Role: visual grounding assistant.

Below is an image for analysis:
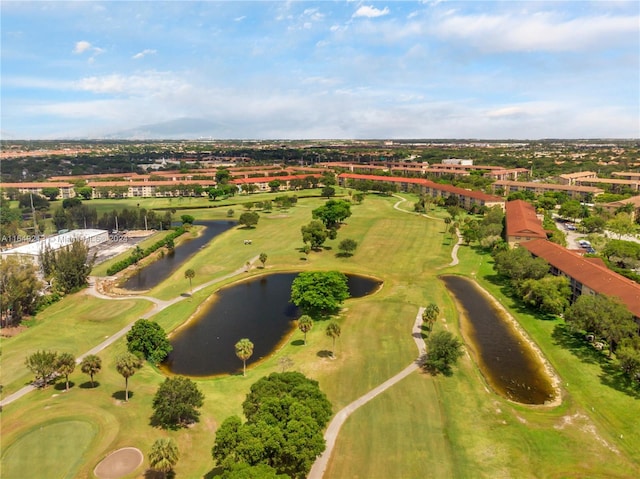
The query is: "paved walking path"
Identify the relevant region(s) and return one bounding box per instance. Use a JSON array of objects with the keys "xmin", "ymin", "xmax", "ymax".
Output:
[
  {"xmin": 392, "ymin": 194, "xmax": 461, "ymax": 266},
  {"xmin": 307, "ymin": 307, "xmax": 427, "ymax": 479},
  {"xmin": 0, "ymin": 256, "xmax": 259, "ymax": 408}
]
